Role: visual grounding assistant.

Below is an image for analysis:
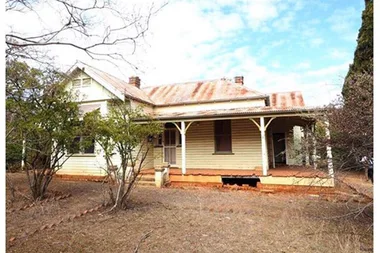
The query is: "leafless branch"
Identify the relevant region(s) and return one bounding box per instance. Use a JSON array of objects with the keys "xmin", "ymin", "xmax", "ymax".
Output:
[
  {"xmin": 6, "ymin": 0, "xmax": 167, "ymax": 67},
  {"xmin": 133, "ymin": 230, "xmax": 153, "ymax": 253}
]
